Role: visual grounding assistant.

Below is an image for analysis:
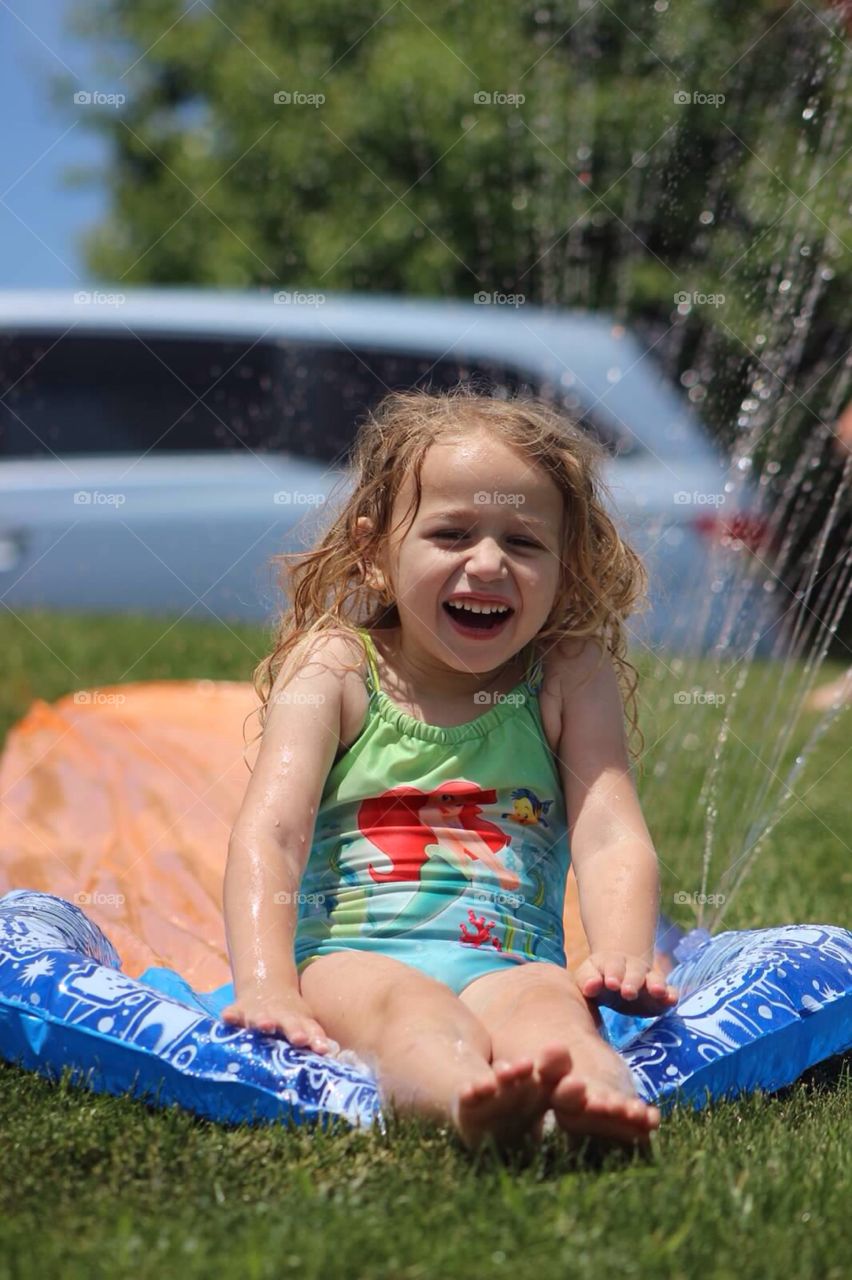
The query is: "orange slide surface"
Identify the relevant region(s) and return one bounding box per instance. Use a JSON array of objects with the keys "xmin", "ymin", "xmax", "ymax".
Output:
[{"xmin": 0, "ymin": 681, "xmax": 594, "ymax": 989}]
